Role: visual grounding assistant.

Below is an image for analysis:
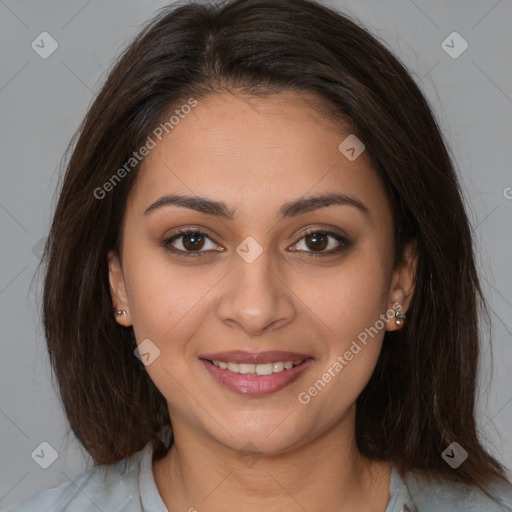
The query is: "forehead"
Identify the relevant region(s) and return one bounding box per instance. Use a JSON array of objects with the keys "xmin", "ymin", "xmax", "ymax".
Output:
[{"xmin": 127, "ymin": 92, "xmax": 390, "ymax": 226}]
